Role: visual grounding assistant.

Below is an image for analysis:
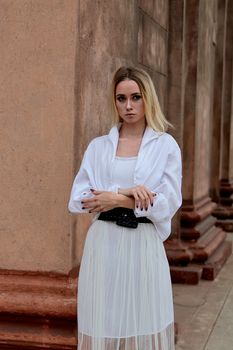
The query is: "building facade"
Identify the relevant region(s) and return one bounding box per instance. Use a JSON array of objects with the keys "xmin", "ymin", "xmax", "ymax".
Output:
[{"xmin": 0, "ymin": 0, "xmax": 232, "ymax": 349}]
